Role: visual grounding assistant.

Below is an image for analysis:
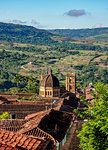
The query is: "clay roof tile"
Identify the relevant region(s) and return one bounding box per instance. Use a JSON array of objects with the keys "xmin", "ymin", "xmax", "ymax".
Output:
[{"xmin": 0, "ymin": 129, "xmax": 50, "ymax": 150}]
